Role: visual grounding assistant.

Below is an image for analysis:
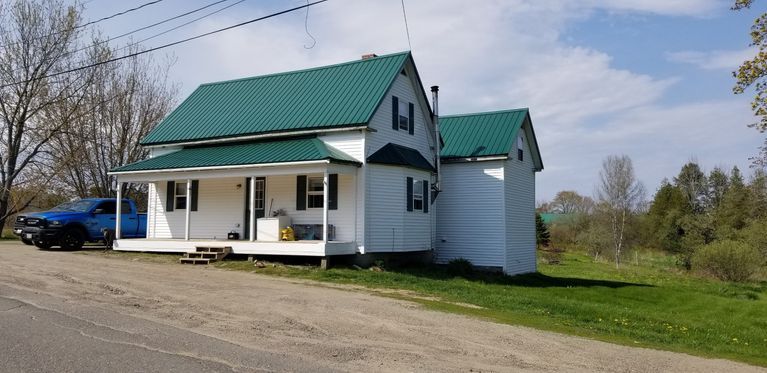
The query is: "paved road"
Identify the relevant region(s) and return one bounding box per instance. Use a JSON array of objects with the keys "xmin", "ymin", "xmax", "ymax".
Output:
[{"xmin": 0, "ymin": 286, "xmax": 334, "ymax": 373}]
